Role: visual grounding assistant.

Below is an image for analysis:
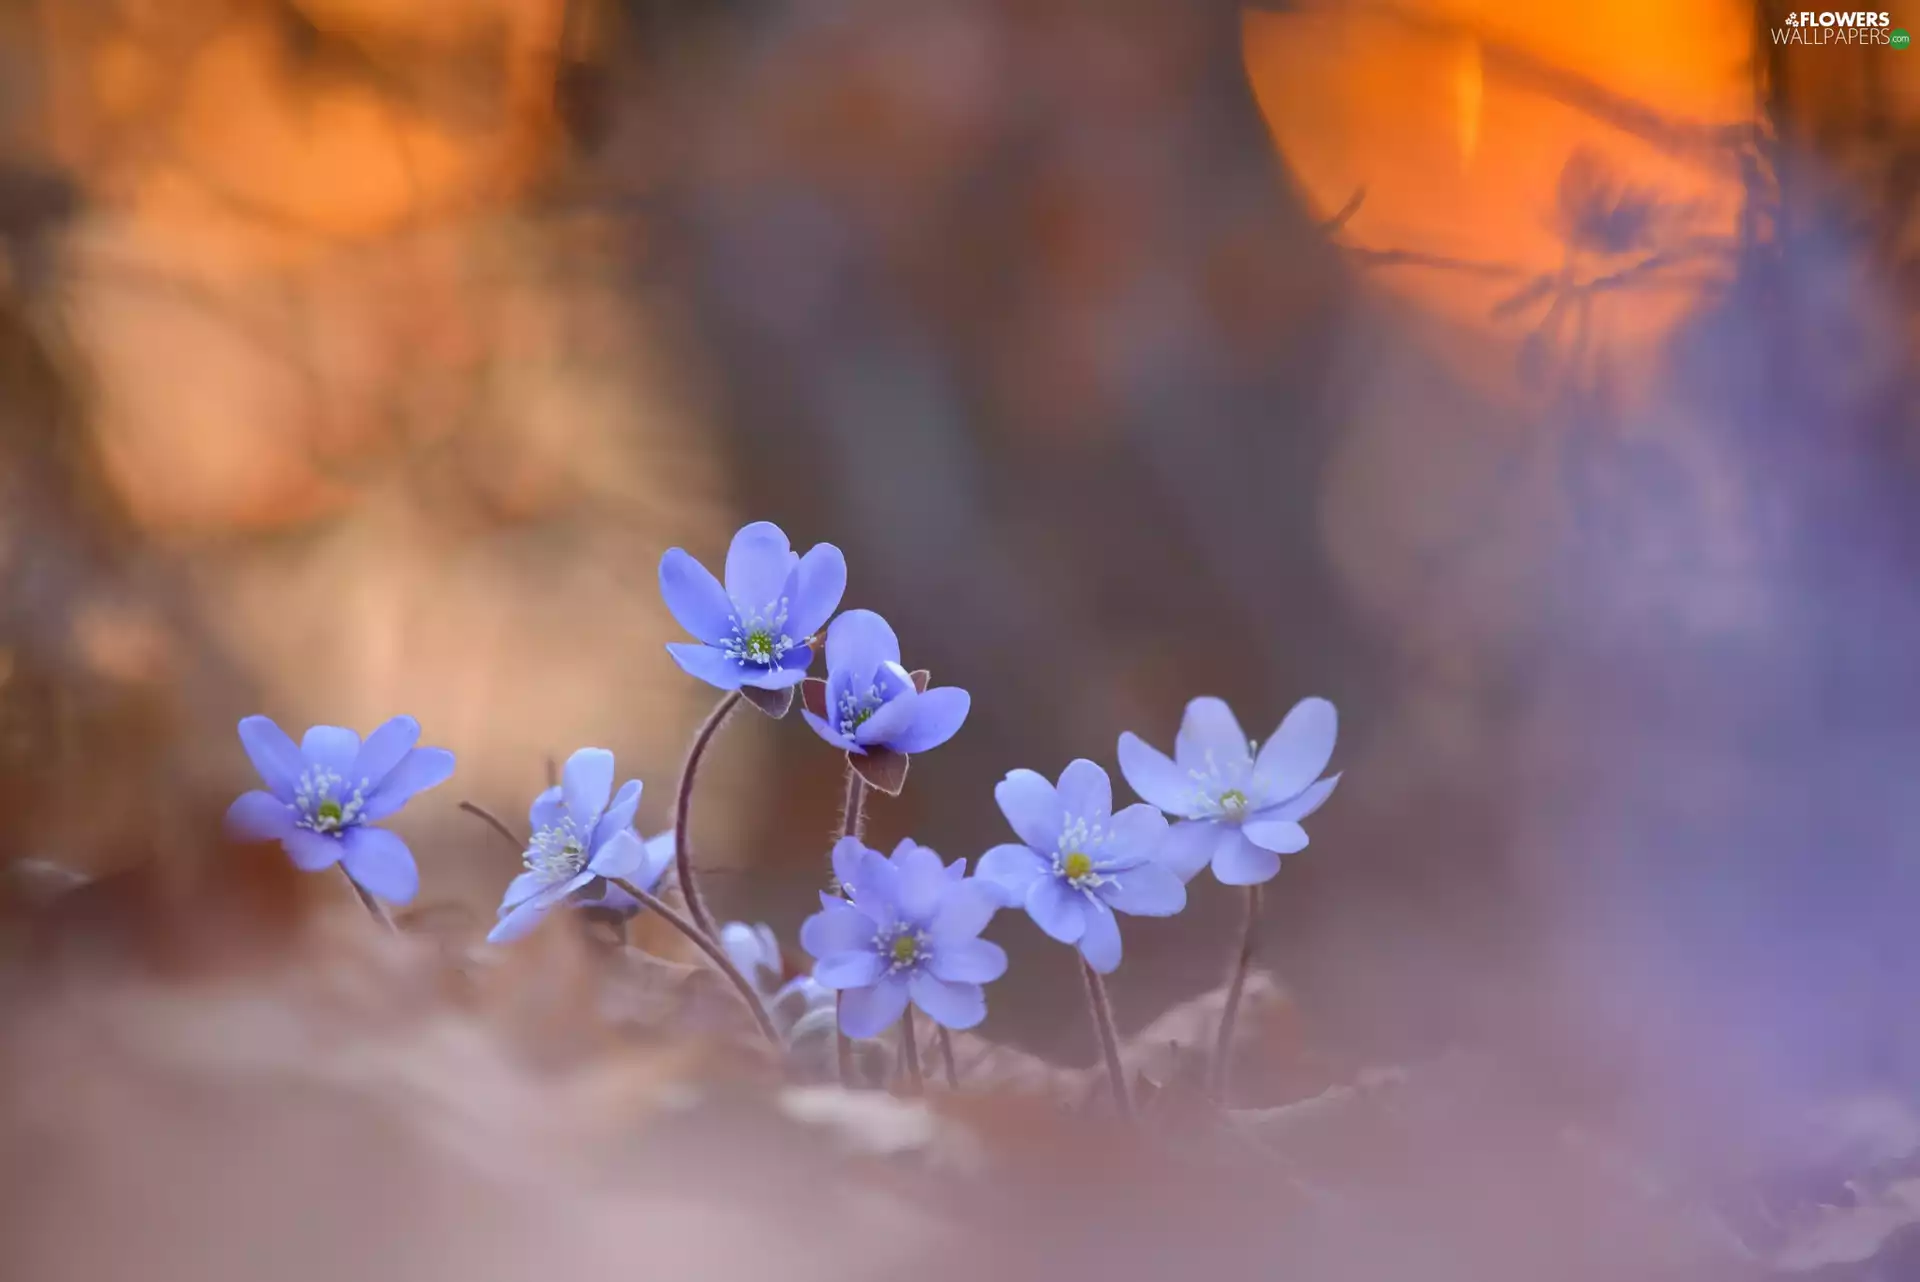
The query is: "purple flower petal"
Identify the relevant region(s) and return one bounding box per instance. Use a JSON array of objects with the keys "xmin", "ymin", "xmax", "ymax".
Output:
[
  {"xmin": 740, "ymin": 663, "xmax": 809, "ymax": 691},
  {"xmin": 1157, "ymin": 819, "xmax": 1223, "ymax": 882},
  {"xmin": 1099, "ymin": 859, "xmax": 1186, "ymax": 917},
  {"xmin": 815, "ymin": 950, "xmax": 884, "ymax": 989},
  {"xmin": 636, "ymin": 832, "xmax": 676, "ymax": 892},
  {"xmin": 1077, "ymin": 899, "xmax": 1123, "ymax": 973},
  {"xmin": 487, "ymin": 874, "xmax": 590, "ymax": 944},
  {"xmin": 528, "ymin": 785, "xmax": 563, "ymax": 832},
  {"xmin": 995, "ymin": 769, "xmax": 1063, "ymax": 853},
  {"xmin": 282, "ymin": 829, "xmax": 343, "ymax": 872},
  {"xmin": 666, "ymin": 642, "xmax": 751, "ymax": 690},
  {"xmin": 301, "ymin": 725, "xmax": 361, "ymax": 774},
  {"xmin": 853, "ymin": 689, "xmax": 920, "ymax": 747},
  {"xmin": 587, "ymin": 828, "xmax": 647, "ymax": 879},
  {"xmin": 824, "ymin": 609, "xmax": 901, "ymax": 685},
  {"xmin": 801, "ymin": 900, "xmax": 874, "ymax": 958},
  {"xmin": 1116, "ymin": 731, "xmax": 1198, "ymax": 818},
  {"xmin": 361, "ymin": 748, "xmax": 455, "ymax": 820},
  {"xmin": 560, "ymin": 748, "xmax": 613, "ymax": 831},
  {"xmin": 1099, "ymin": 803, "xmax": 1168, "ymax": 869},
  {"xmin": 831, "ymin": 837, "xmax": 873, "ymax": 899},
  {"xmin": 497, "ymin": 869, "xmax": 555, "ymax": 915},
  {"xmin": 1213, "ymin": 832, "xmax": 1283, "ymax": 885},
  {"xmin": 891, "ymin": 842, "xmax": 948, "ymax": 919},
  {"xmin": 1258, "ymin": 773, "xmax": 1340, "ymax": 824},
  {"xmin": 928, "ymin": 881, "xmax": 999, "ymax": 943},
  {"xmin": 927, "ymin": 937, "xmax": 1006, "ymax": 984},
  {"xmin": 351, "ymin": 716, "xmax": 420, "ymax": 791},
  {"xmin": 659, "ymin": 547, "xmax": 737, "ymax": 645},
  {"xmin": 1175, "ymin": 697, "xmax": 1251, "ymax": 775},
  {"xmin": 225, "ymin": 790, "xmax": 296, "ymax": 842},
  {"xmin": 886, "ymin": 687, "xmax": 970, "ymax": 755},
  {"xmin": 723, "ymin": 521, "xmax": 798, "ymax": 617},
  {"xmin": 1240, "ymin": 815, "xmax": 1308, "ymax": 855},
  {"xmin": 592, "ymin": 779, "xmax": 643, "ymax": 852},
  {"xmin": 973, "ymin": 843, "xmax": 1046, "ymax": 906},
  {"xmin": 238, "ymin": 716, "xmax": 305, "ymax": 800},
  {"xmin": 340, "ymin": 826, "xmax": 420, "ymax": 904},
  {"xmin": 1252, "ymin": 698, "xmax": 1338, "ymax": 805},
  {"xmin": 909, "ymin": 973, "xmax": 986, "ymax": 1030},
  {"xmin": 1055, "ymin": 759, "xmax": 1113, "ymax": 825},
  {"xmin": 838, "ymin": 978, "xmax": 910, "ymax": 1038},
  {"xmin": 801, "ymin": 707, "xmax": 857, "ymax": 752},
  {"xmin": 785, "ymin": 542, "xmax": 847, "ymax": 641},
  {"xmin": 1026, "ymin": 877, "xmax": 1087, "ymax": 944}
]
